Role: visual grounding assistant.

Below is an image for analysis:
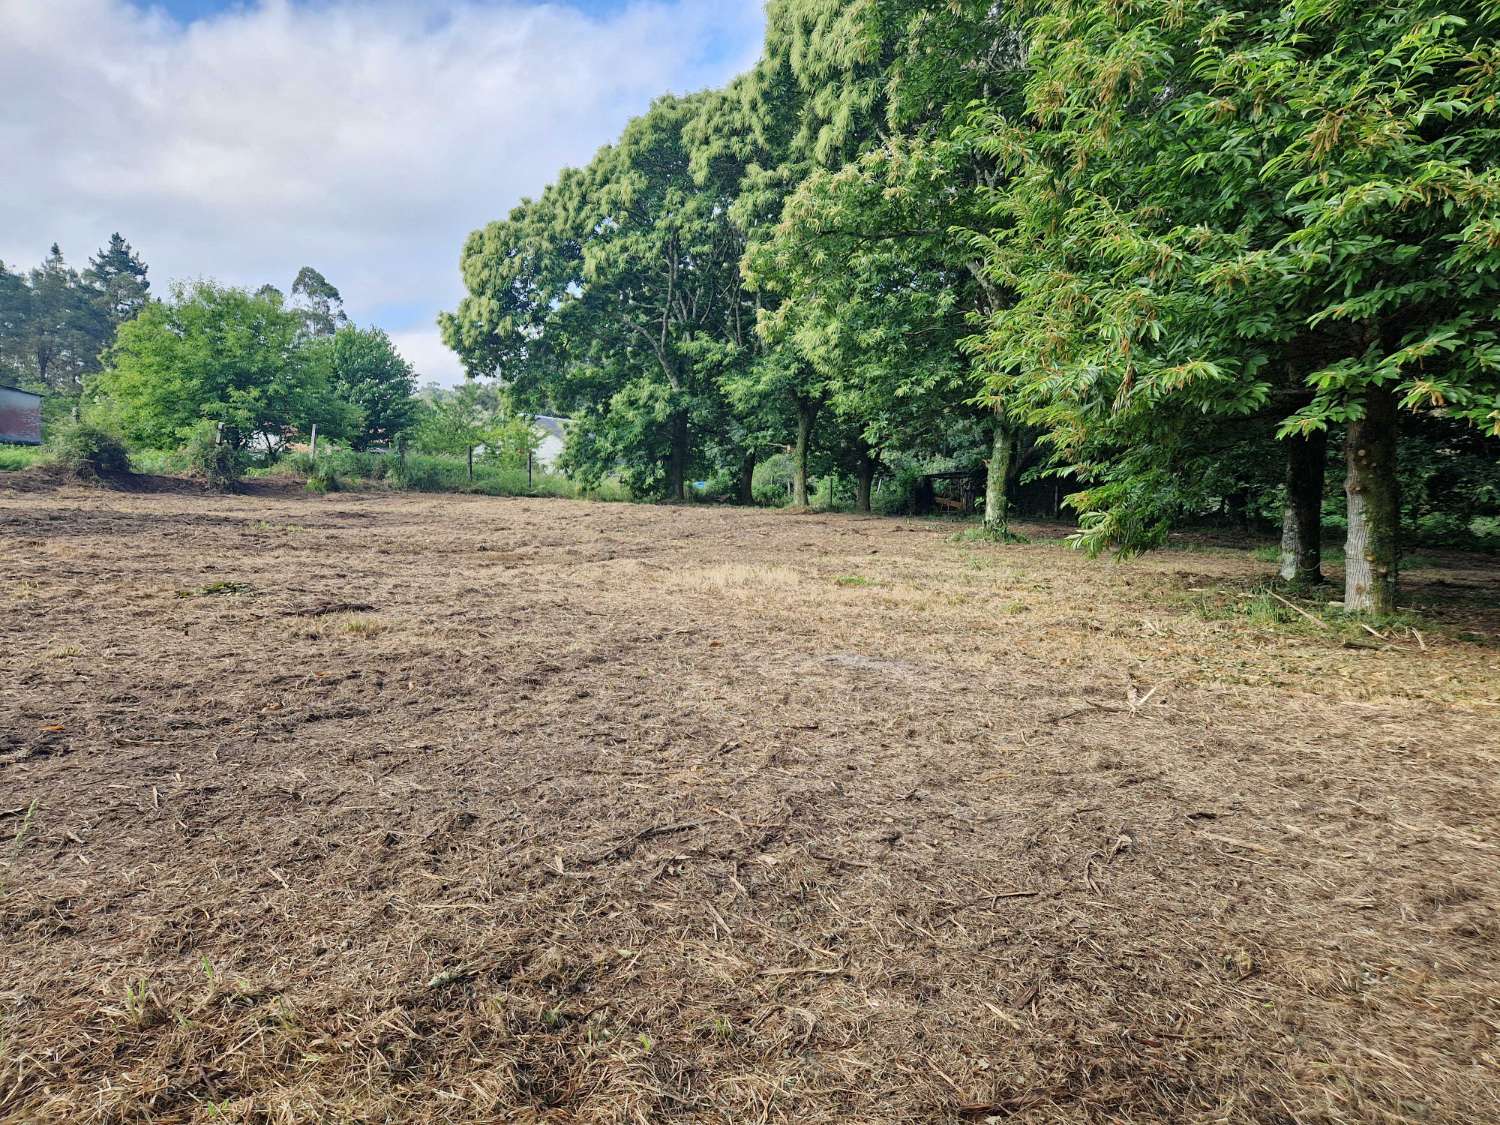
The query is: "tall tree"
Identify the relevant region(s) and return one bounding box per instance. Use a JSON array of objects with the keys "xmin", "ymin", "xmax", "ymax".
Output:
[
  {"xmin": 965, "ymin": 0, "xmax": 1500, "ymax": 610},
  {"xmin": 308, "ymin": 325, "xmax": 419, "ymax": 450},
  {"xmin": 97, "ymin": 280, "xmax": 355, "ymax": 452},
  {"xmin": 289, "ymin": 267, "xmax": 347, "ymax": 338},
  {"xmin": 14, "ymin": 245, "xmax": 109, "ymax": 397},
  {"xmin": 443, "ymin": 94, "xmax": 744, "ymax": 500},
  {"xmin": 84, "ymin": 233, "xmax": 151, "ymax": 328}
]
